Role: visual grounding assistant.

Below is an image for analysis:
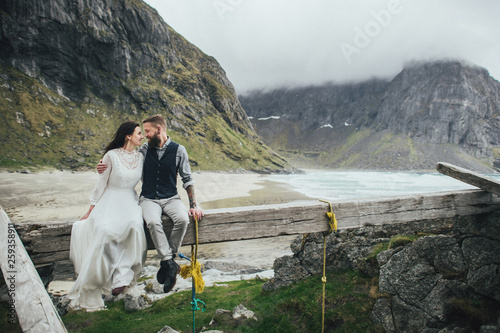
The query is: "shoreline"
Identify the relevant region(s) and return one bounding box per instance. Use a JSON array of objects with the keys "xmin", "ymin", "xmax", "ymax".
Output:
[{"xmin": 0, "ymin": 170, "xmax": 312, "ymax": 224}]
